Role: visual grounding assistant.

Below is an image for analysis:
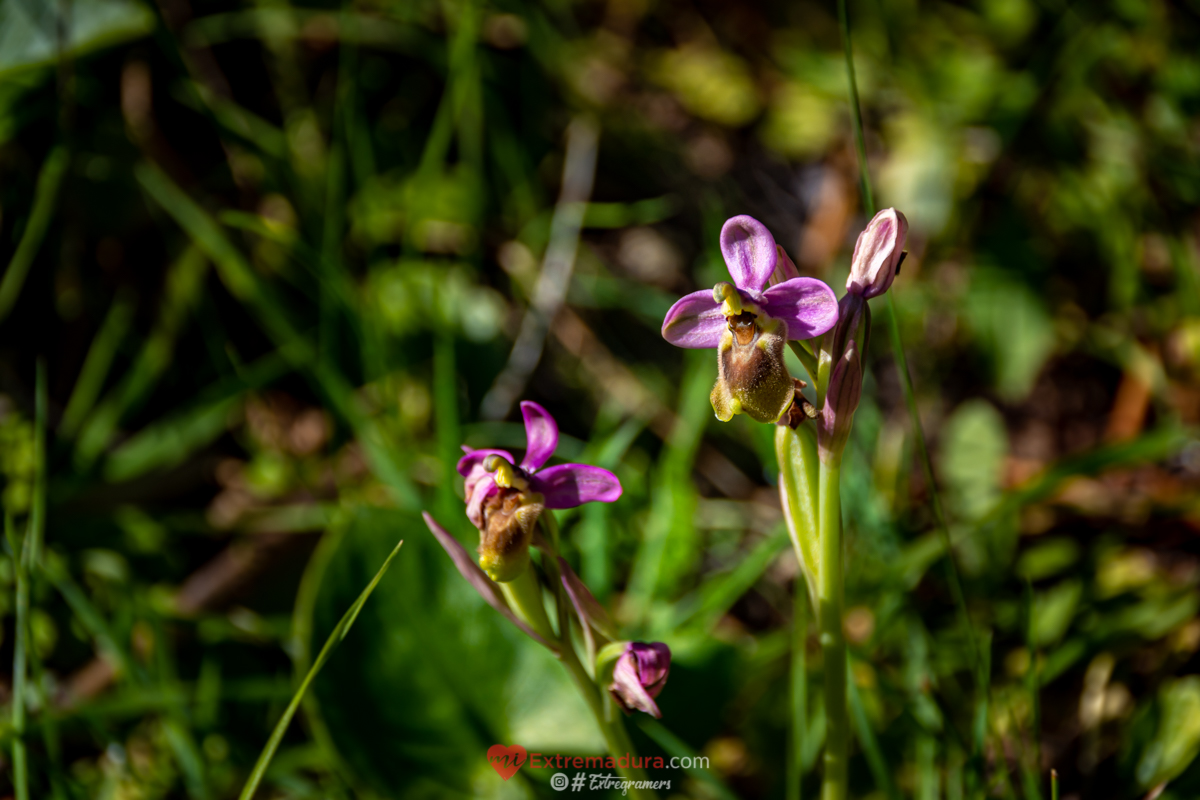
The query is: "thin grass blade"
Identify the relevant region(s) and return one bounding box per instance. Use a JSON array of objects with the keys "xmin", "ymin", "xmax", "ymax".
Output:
[
  {"xmin": 637, "ymin": 719, "xmax": 739, "ymax": 800},
  {"xmin": 236, "ymin": 538, "xmax": 403, "ymax": 800},
  {"xmin": 60, "ymin": 292, "xmax": 135, "ymax": 437},
  {"xmin": 0, "ymin": 147, "xmax": 68, "ymax": 322},
  {"xmin": 848, "ymin": 665, "xmax": 900, "ymax": 800},
  {"xmin": 7, "ymin": 513, "xmax": 29, "ymax": 800},
  {"xmin": 787, "ymin": 585, "xmax": 808, "ymax": 800}
]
